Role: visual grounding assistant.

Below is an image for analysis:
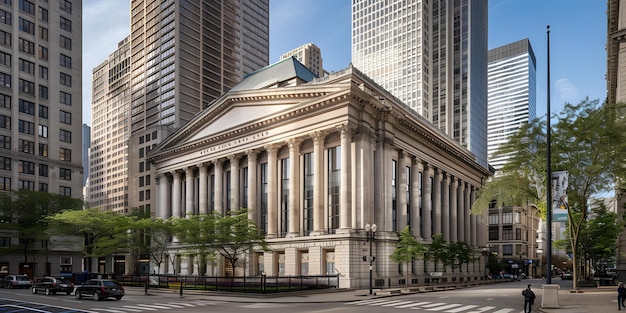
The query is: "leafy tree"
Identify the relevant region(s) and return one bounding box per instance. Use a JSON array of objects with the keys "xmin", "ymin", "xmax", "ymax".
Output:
[
  {"xmin": 390, "ymin": 226, "xmax": 425, "ymax": 288},
  {"xmin": 171, "ymin": 213, "xmax": 216, "ymax": 276},
  {"xmin": 448, "ymin": 241, "xmax": 475, "ymax": 273},
  {"xmin": 425, "ymin": 234, "xmax": 448, "ymax": 272},
  {"xmin": 131, "ymin": 217, "xmax": 173, "ymax": 275}
]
